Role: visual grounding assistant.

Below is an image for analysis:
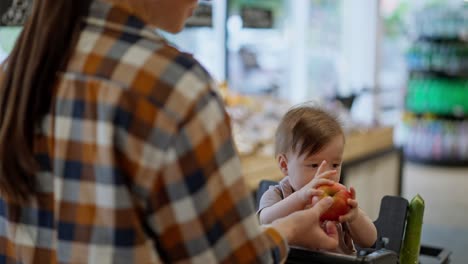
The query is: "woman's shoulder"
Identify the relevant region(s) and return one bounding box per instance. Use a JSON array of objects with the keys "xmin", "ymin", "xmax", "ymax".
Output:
[
  {"xmin": 67, "ymin": 25, "xmax": 217, "ymax": 122},
  {"xmin": 151, "ymin": 42, "xmax": 213, "ymax": 86}
]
